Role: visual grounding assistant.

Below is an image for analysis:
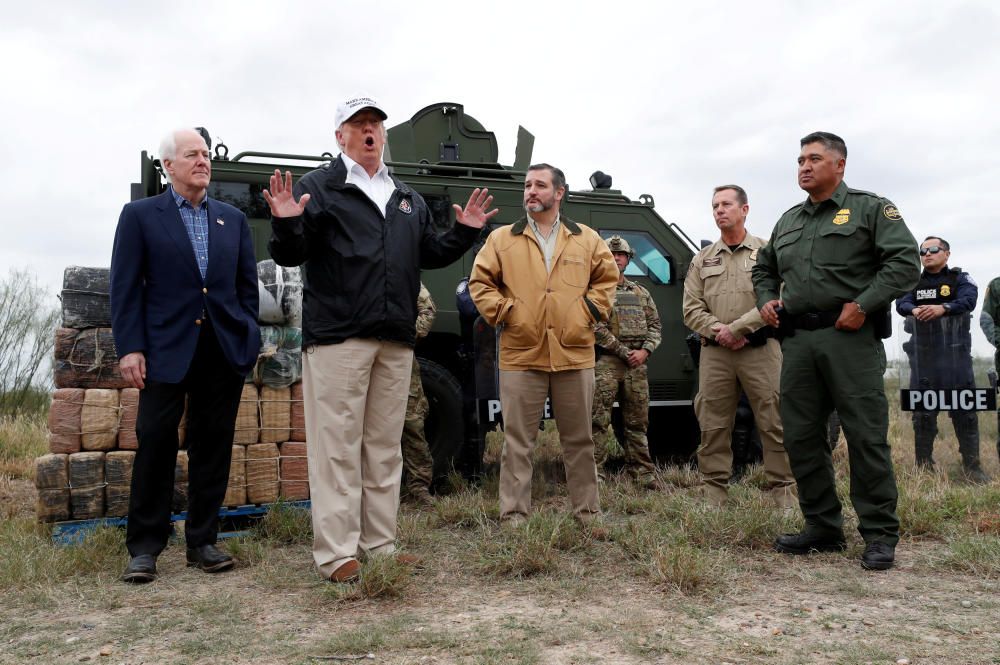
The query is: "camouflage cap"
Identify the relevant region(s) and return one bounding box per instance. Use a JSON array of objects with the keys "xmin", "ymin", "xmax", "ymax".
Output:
[{"xmin": 606, "ymin": 235, "xmax": 634, "ymax": 258}]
